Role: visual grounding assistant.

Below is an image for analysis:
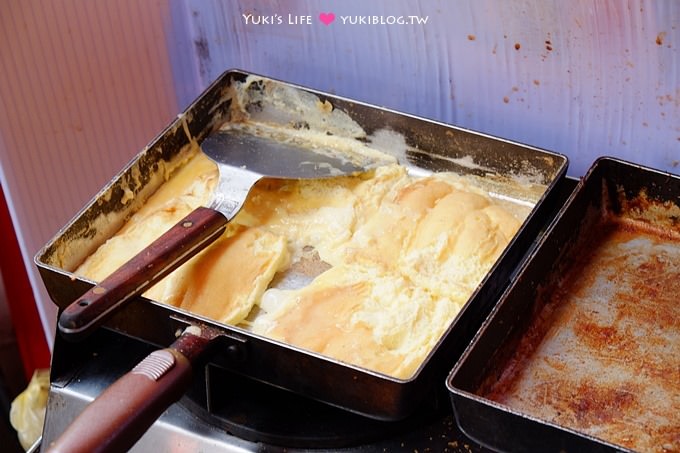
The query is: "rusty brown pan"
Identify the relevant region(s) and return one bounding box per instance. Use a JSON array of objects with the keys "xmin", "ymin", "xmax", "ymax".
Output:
[
  {"xmin": 36, "ymin": 70, "xmax": 568, "ymax": 452},
  {"xmin": 447, "ymin": 157, "xmax": 680, "ymax": 452}
]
